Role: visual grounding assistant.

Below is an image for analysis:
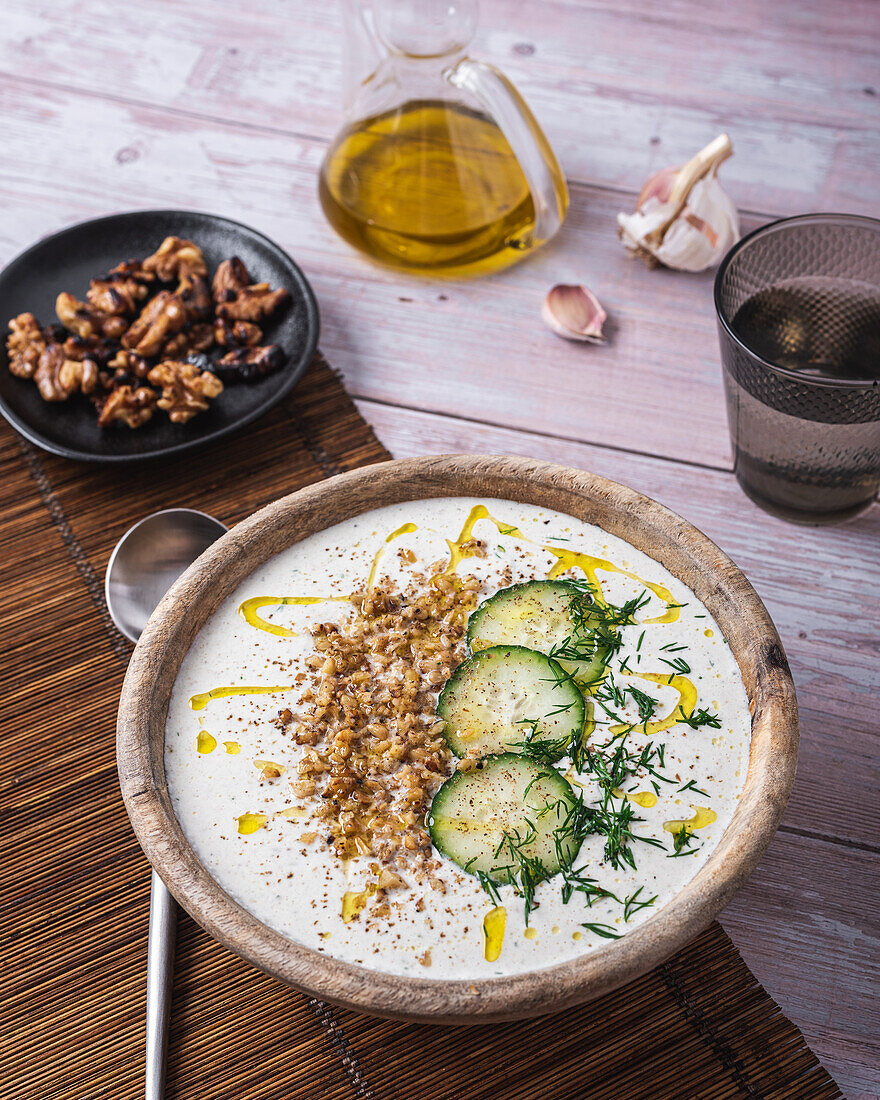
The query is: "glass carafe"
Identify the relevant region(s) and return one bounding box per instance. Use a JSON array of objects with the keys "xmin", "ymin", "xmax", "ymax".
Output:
[{"xmin": 319, "ymin": 0, "xmax": 569, "ymax": 277}]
